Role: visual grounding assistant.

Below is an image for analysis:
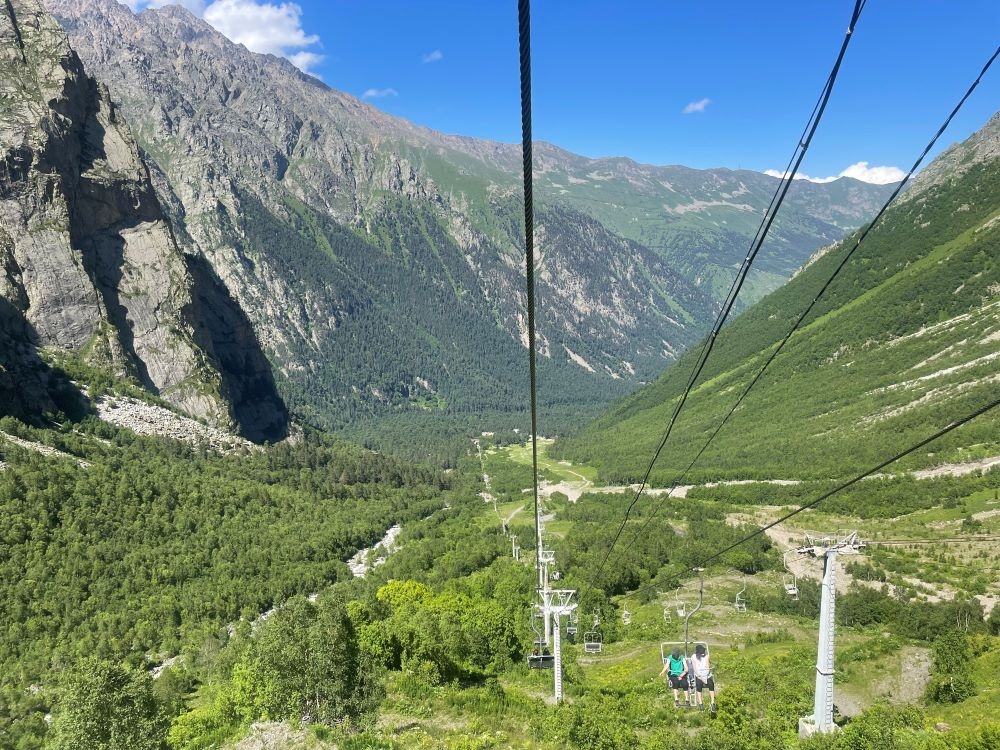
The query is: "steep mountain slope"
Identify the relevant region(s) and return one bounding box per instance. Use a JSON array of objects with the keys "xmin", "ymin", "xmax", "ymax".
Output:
[
  {"xmin": 0, "ymin": 0, "xmax": 287, "ymax": 441},
  {"xmin": 554, "ymin": 113, "xmax": 1000, "ymax": 482},
  {"xmin": 44, "ymin": 0, "xmax": 894, "ymax": 435}
]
